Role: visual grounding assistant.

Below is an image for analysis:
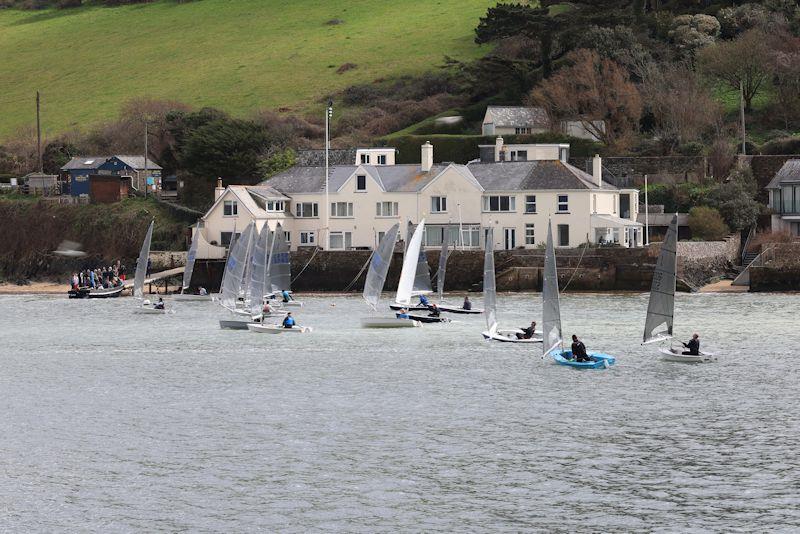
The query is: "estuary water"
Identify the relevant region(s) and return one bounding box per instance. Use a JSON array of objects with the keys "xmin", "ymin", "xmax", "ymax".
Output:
[{"xmin": 0, "ymin": 292, "xmax": 798, "ymax": 532}]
